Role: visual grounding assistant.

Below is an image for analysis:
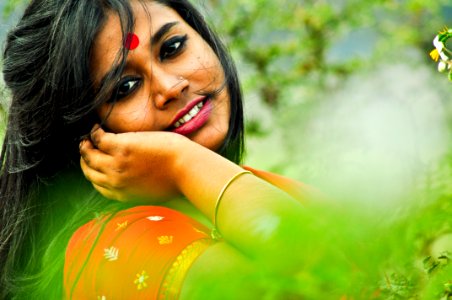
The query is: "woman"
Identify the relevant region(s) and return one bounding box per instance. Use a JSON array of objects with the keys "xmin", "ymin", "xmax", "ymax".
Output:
[{"xmin": 0, "ymin": 0, "xmax": 308, "ymax": 298}]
